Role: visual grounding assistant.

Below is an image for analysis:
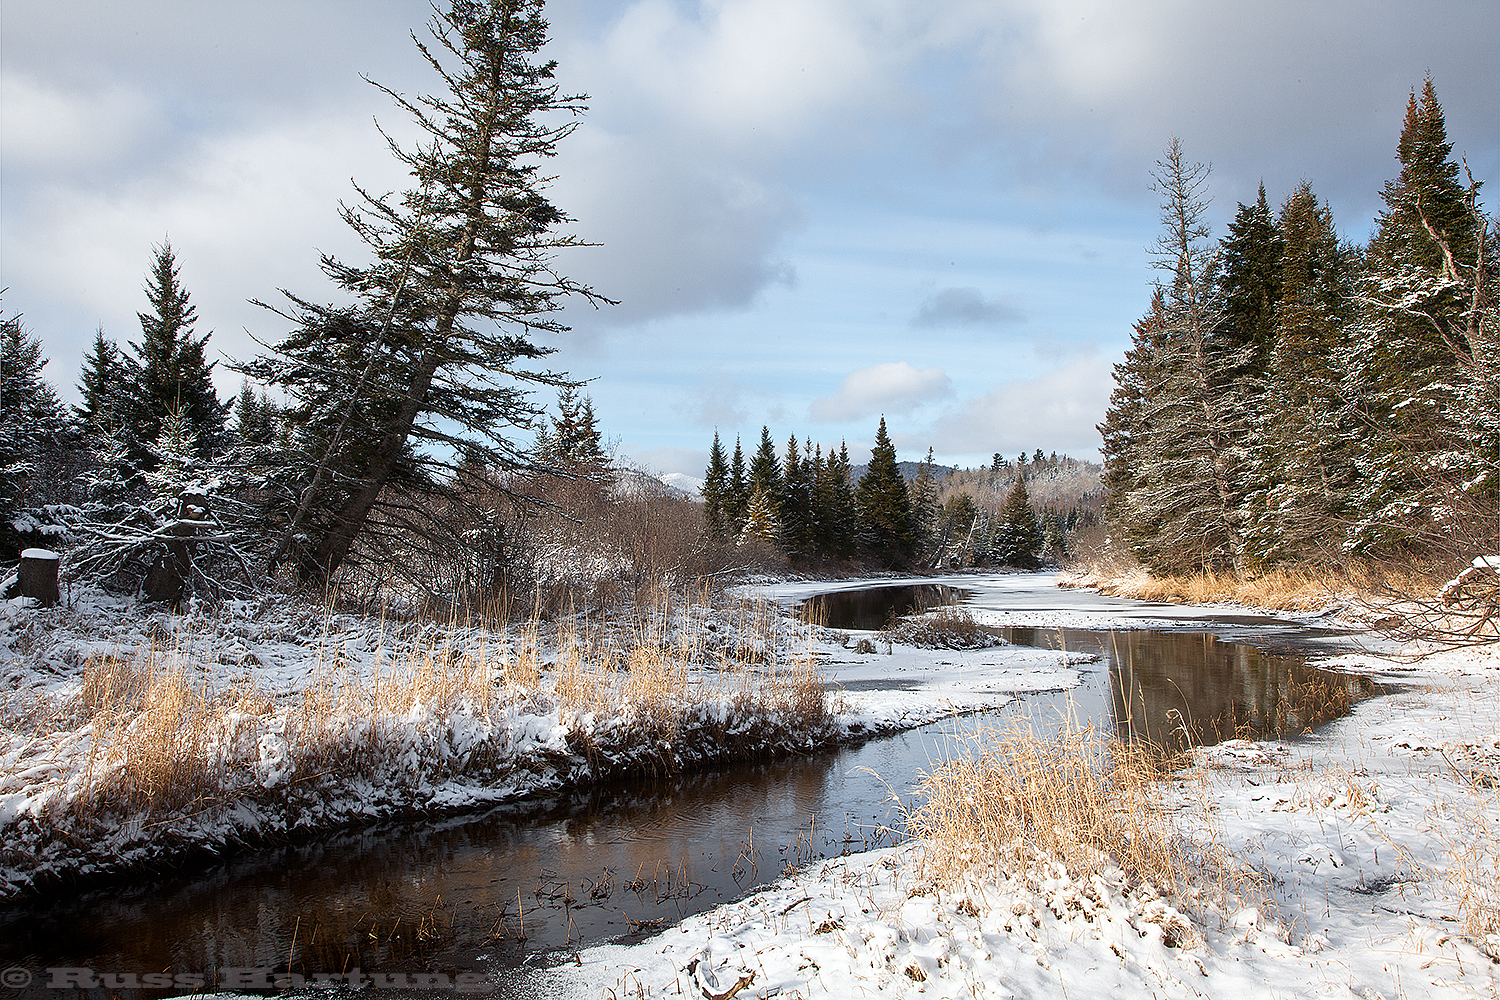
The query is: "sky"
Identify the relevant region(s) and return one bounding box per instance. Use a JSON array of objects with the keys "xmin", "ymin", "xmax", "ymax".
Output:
[{"xmin": 3, "ymin": 0, "xmax": 1497, "ymax": 479}]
